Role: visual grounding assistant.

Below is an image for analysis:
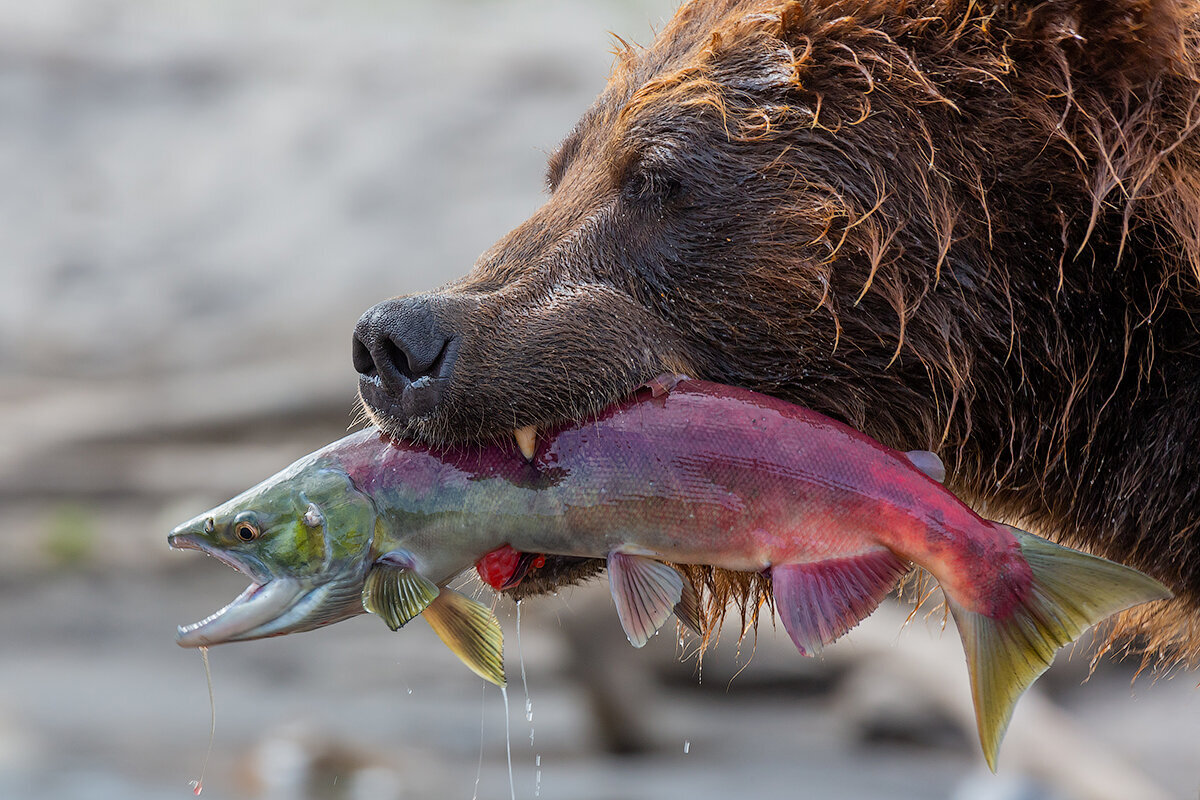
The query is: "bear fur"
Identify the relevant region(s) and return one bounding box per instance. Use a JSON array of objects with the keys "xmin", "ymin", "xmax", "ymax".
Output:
[{"xmin": 359, "ymin": 0, "xmax": 1200, "ymax": 666}]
